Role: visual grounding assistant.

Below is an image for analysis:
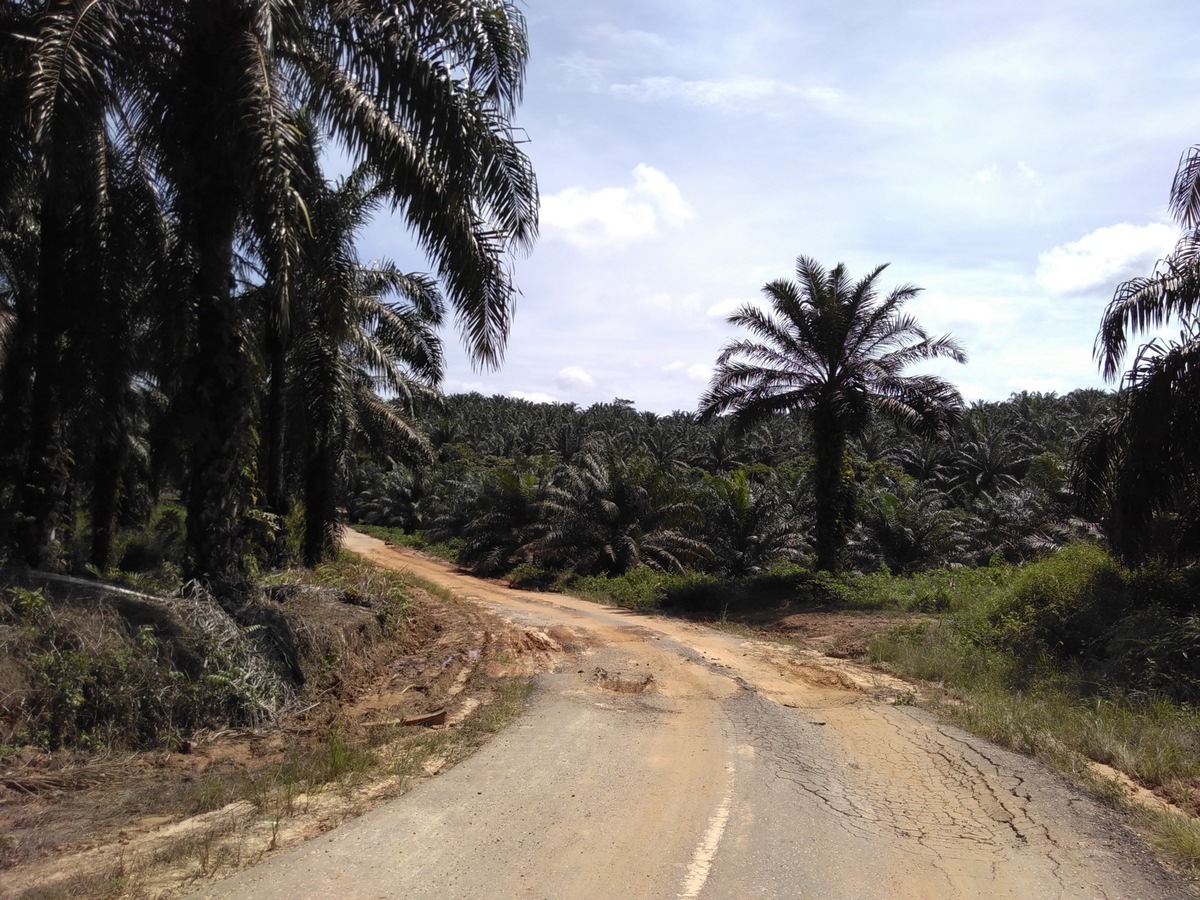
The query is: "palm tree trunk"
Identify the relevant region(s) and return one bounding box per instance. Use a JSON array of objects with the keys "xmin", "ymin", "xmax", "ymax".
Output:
[
  {"xmin": 14, "ymin": 194, "xmax": 70, "ymax": 566},
  {"xmin": 179, "ymin": 0, "xmax": 257, "ymax": 594},
  {"xmin": 183, "ymin": 190, "xmax": 253, "ymax": 592},
  {"xmin": 89, "ymin": 435, "xmax": 126, "ymax": 571},
  {"xmin": 303, "ymin": 439, "xmax": 335, "ymax": 567},
  {"xmin": 260, "ymin": 325, "xmax": 290, "ymax": 566},
  {"xmin": 0, "ymin": 287, "xmax": 36, "ymax": 550},
  {"xmin": 811, "ymin": 418, "xmax": 848, "ymax": 574}
]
